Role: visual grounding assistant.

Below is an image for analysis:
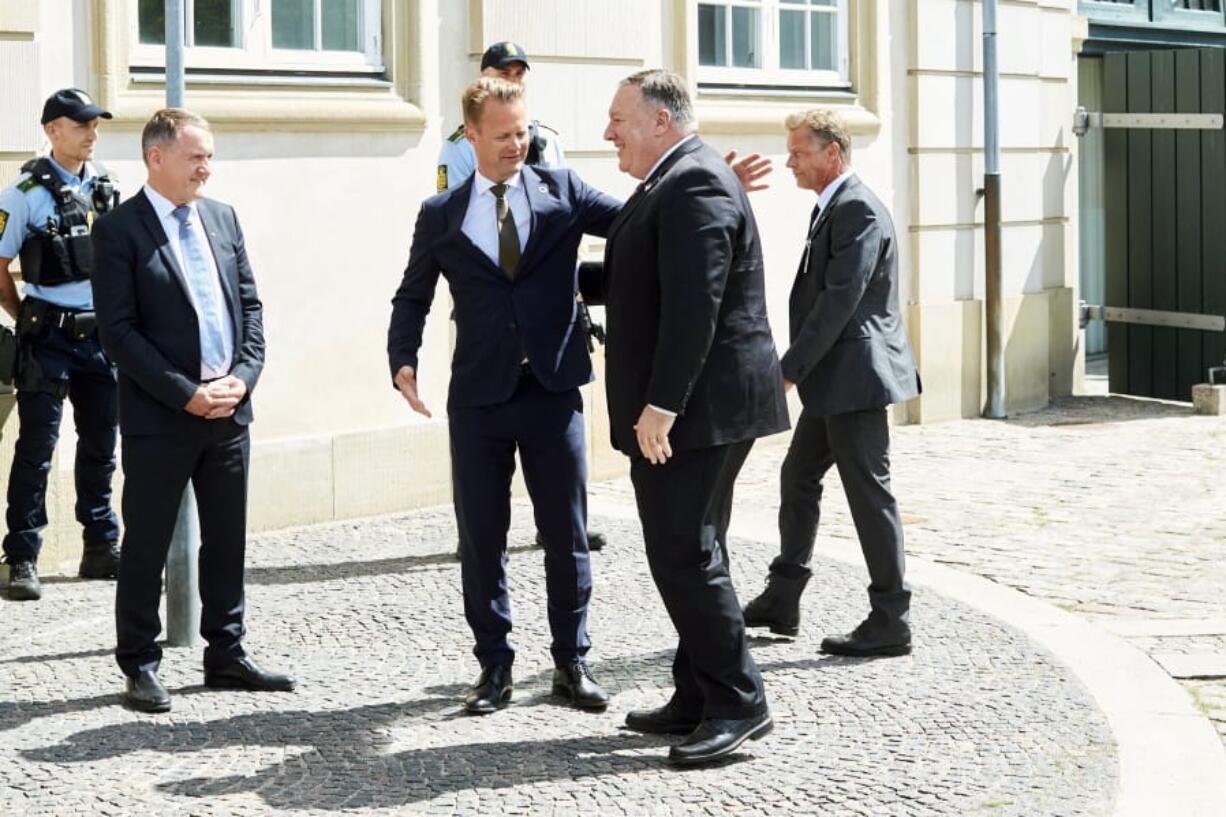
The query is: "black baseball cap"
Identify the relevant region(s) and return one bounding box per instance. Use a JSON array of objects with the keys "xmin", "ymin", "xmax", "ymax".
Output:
[
  {"xmin": 41, "ymin": 88, "xmax": 113, "ymax": 125},
  {"xmin": 480, "ymin": 42, "xmax": 530, "ymax": 71}
]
